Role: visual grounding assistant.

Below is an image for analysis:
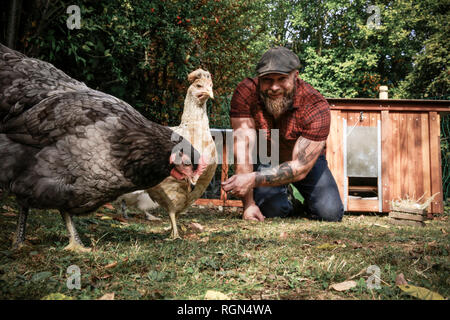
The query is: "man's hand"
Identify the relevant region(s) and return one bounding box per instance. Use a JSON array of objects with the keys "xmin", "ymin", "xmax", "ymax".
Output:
[
  {"xmin": 242, "ymin": 203, "xmax": 265, "ymax": 221},
  {"xmin": 222, "ymin": 172, "xmax": 256, "ymax": 198}
]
